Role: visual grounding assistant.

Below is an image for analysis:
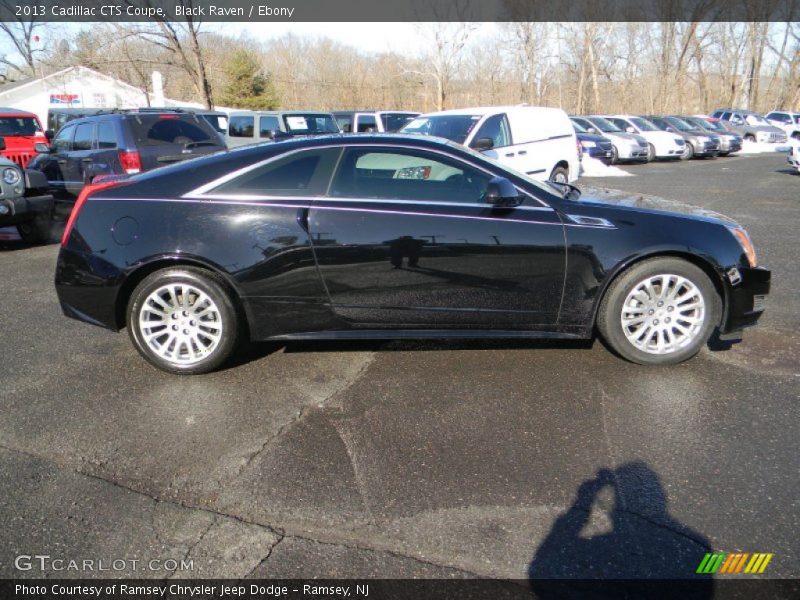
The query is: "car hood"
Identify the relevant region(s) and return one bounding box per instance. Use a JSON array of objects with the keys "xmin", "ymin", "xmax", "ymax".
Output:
[{"xmin": 575, "ymin": 186, "xmax": 739, "ymax": 227}]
